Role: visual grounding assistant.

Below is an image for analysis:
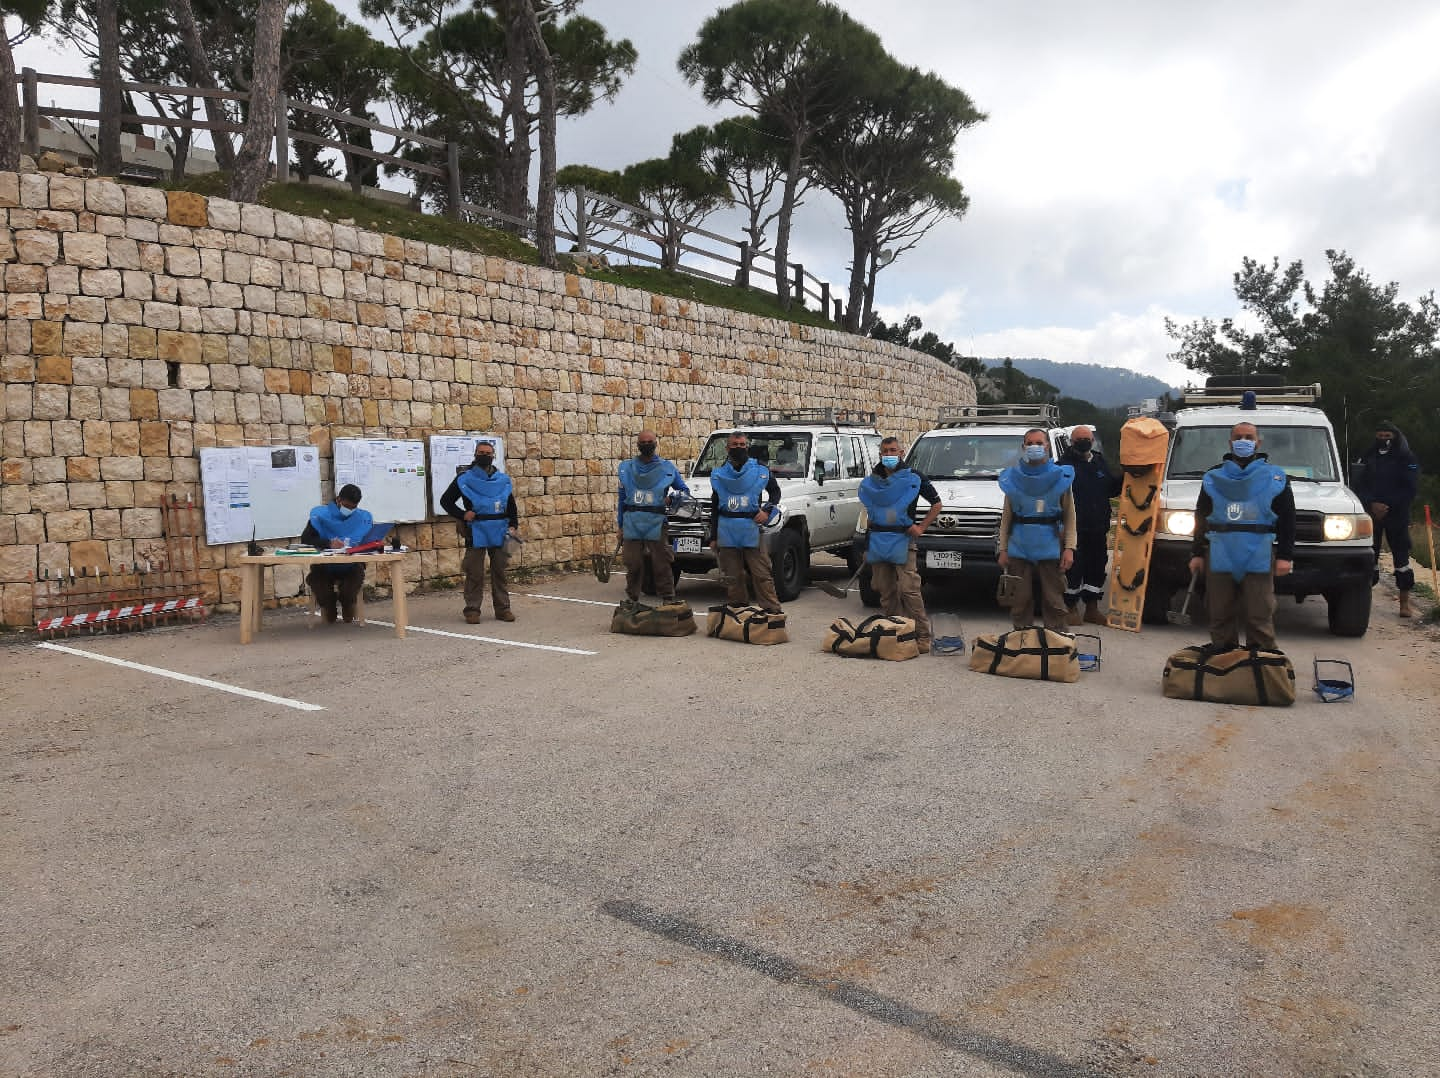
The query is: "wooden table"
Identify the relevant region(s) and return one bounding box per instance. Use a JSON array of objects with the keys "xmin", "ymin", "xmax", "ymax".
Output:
[{"xmin": 237, "ymin": 552, "xmax": 408, "ymax": 644}]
